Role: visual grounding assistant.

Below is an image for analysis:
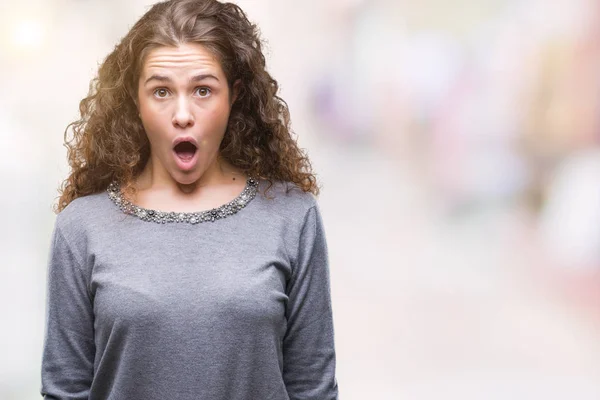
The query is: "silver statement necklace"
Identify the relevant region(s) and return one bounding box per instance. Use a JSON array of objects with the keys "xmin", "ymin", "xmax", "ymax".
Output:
[{"xmin": 106, "ymin": 177, "xmax": 259, "ymax": 224}]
